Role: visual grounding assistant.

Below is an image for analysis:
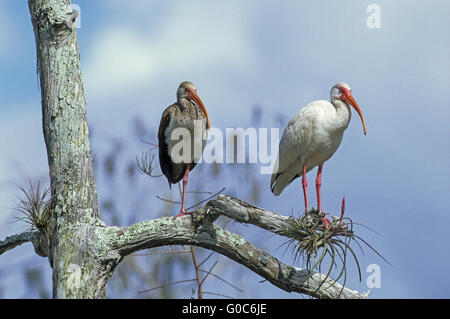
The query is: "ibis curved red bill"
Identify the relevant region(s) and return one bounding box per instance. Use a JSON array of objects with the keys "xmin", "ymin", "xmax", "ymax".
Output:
[
  {"xmin": 342, "ymin": 88, "xmax": 367, "ymax": 135},
  {"xmin": 187, "ymin": 88, "xmax": 210, "ymax": 129}
]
